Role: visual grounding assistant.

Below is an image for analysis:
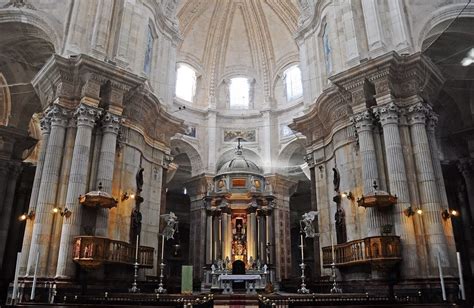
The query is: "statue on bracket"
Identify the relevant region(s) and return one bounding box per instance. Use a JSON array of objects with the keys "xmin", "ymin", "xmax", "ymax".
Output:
[{"xmin": 332, "ymin": 167, "xmax": 340, "ymax": 192}]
